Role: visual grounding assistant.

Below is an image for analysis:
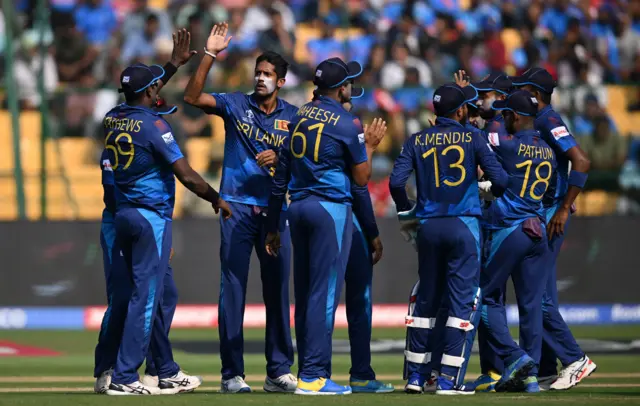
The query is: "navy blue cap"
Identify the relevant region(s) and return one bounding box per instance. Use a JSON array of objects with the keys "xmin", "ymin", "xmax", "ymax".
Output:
[
  {"xmin": 314, "ymin": 57, "xmax": 364, "ymax": 96},
  {"xmin": 433, "ymin": 84, "xmax": 478, "ymax": 116},
  {"xmin": 511, "ymin": 67, "xmax": 556, "ymax": 94},
  {"xmin": 471, "ymin": 72, "xmax": 513, "ymax": 95},
  {"xmin": 492, "ymin": 90, "xmax": 539, "ymax": 116},
  {"xmin": 119, "ymin": 63, "xmax": 165, "ymax": 95}
]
